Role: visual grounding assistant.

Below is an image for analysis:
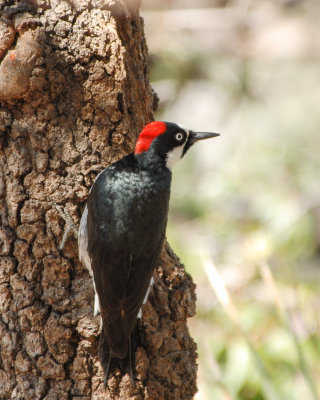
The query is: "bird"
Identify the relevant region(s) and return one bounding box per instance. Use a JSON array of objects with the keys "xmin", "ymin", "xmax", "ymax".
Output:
[{"xmin": 78, "ymin": 121, "xmax": 220, "ymax": 385}]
